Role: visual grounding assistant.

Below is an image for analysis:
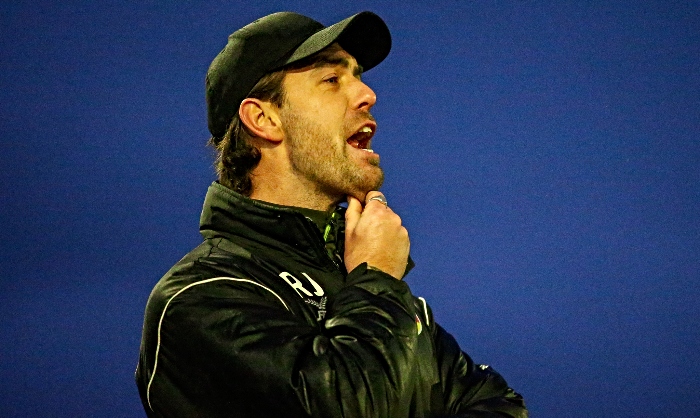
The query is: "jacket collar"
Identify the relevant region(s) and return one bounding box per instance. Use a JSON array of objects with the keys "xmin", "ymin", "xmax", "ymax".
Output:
[
  {"xmin": 199, "ymin": 182, "xmax": 342, "ymax": 265},
  {"xmin": 199, "ymin": 181, "xmax": 413, "ymax": 276}
]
